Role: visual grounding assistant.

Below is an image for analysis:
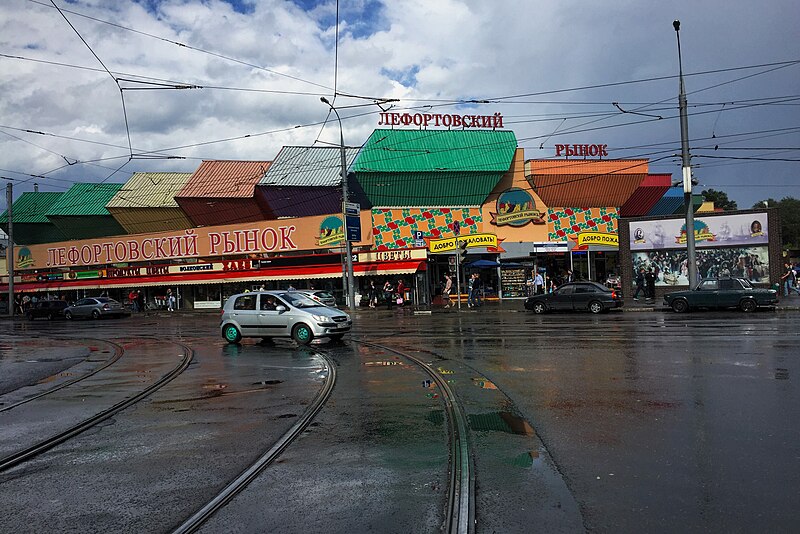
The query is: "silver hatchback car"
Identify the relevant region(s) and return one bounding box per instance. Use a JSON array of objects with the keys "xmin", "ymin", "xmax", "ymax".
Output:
[{"xmin": 220, "ymin": 291, "xmax": 351, "ymax": 345}]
